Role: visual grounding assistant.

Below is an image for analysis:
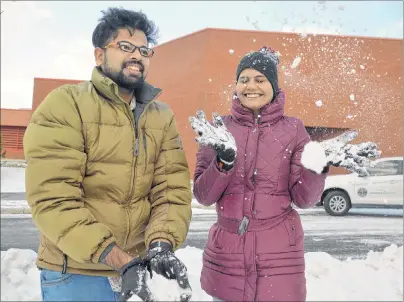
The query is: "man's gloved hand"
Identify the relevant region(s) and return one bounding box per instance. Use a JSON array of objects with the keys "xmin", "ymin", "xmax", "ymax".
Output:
[
  {"xmin": 146, "ymin": 241, "xmax": 192, "ymax": 302},
  {"xmin": 119, "ymin": 257, "xmax": 155, "ymax": 302},
  {"xmin": 189, "ymin": 110, "xmax": 237, "ymax": 171}
]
